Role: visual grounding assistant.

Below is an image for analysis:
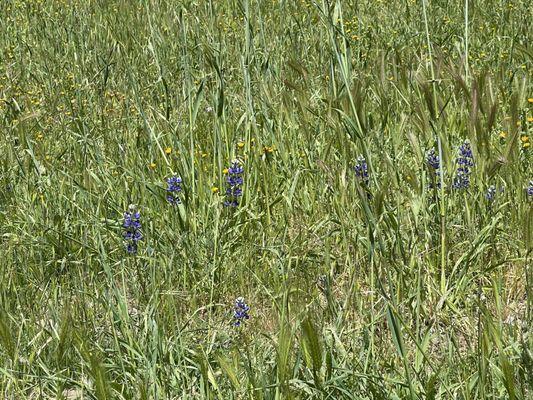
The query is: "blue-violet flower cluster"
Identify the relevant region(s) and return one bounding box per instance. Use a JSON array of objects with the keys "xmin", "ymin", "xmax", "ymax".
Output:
[
  {"xmin": 123, "ymin": 206, "xmax": 142, "ymax": 254},
  {"xmin": 453, "ymin": 141, "xmax": 474, "ymax": 190},
  {"xmin": 166, "ymin": 176, "xmax": 182, "ymax": 205},
  {"xmin": 233, "ymin": 297, "xmax": 250, "ymax": 326},
  {"xmin": 426, "ymin": 147, "xmax": 441, "ymax": 188},
  {"xmin": 527, "ymin": 180, "xmax": 533, "ymax": 198},
  {"xmin": 354, "ymin": 155, "xmax": 369, "ymax": 186},
  {"xmin": 224, "ymin": 160, "xmax": 244, "ymax": 207}
]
